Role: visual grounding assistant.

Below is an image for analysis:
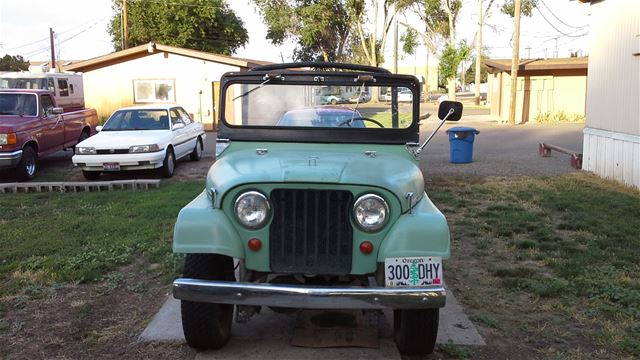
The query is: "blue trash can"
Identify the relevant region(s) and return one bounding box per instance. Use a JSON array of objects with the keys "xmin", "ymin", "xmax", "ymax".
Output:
[{"xmin": 446, "ymin": 127, "xmax": 480, "ymax": 164}]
